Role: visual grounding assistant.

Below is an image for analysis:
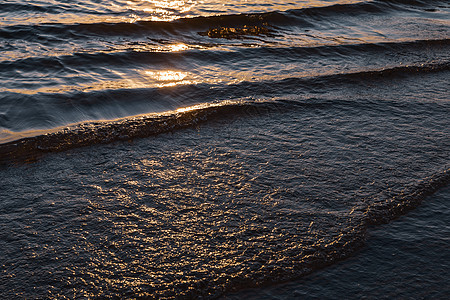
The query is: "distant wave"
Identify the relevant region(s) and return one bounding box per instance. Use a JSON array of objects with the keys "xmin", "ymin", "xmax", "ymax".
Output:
[
  {"xmin": 0, "ymin": 1, "xmax": 121, "ymax": 16},
  {"xmin": 0, "ymin": 2, "xmax": 65, "ymax": 13},
  {"xmin": 1, "ymin": 0, "xmax": 446, "ymax": 41},
  {"xmin": 2, "ymin": 38, "xmax": 448, "ymax": 70}
]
